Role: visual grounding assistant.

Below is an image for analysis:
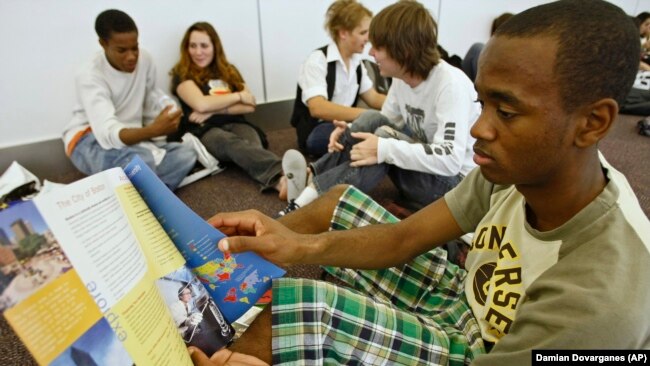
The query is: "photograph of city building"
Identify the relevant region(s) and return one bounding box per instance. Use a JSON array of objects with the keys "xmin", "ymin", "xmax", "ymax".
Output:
[{"xmin": 0, "ymin": 201, "xmax": 72, "ymax": 310}]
